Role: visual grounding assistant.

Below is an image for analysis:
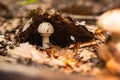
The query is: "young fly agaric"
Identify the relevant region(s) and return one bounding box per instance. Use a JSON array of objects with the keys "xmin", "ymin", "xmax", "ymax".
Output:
[{"xmin": 38, "ymin": 22, "xmax": 54, "ymax": 49}]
